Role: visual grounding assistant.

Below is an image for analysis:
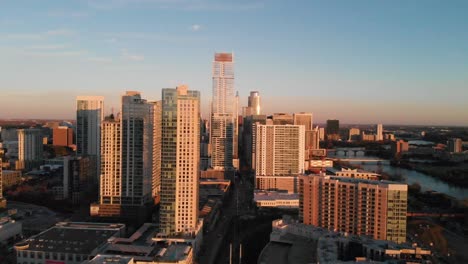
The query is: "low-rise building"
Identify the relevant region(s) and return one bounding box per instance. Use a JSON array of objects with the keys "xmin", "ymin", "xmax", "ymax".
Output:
[
  {"xmin": 2, "ymin": 170, "xmax": 22, "ymax": 189},
  {"xmin": 14, "ymin": 222, "xmax": 125, "ymax": 264},
  {"xmin": 97, "ymin": 223, "xmax": 200, "ymax": 264},
  {"xmin": 334, "ymin": 168, "xmax": 380, "ymax": 180},
  {"xmin": 254, "ymin": 191, "xmax": 299, "ymax": 209},
  {"xmin": 0, "ymin": 217, "xmax": 22, "ymax": 245},
  {"xmin": 258, "ymin": 217, "xmax": 431, "ymax": 264}
]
